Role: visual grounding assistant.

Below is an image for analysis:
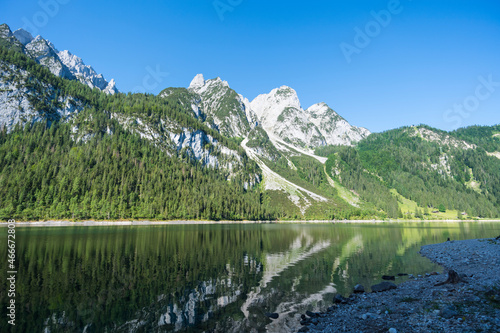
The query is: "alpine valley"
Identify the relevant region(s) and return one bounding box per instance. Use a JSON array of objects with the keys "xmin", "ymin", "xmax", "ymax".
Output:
[{"xmin": 1, "ymin": 23, "xmax": 499, "ymax": 221}]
